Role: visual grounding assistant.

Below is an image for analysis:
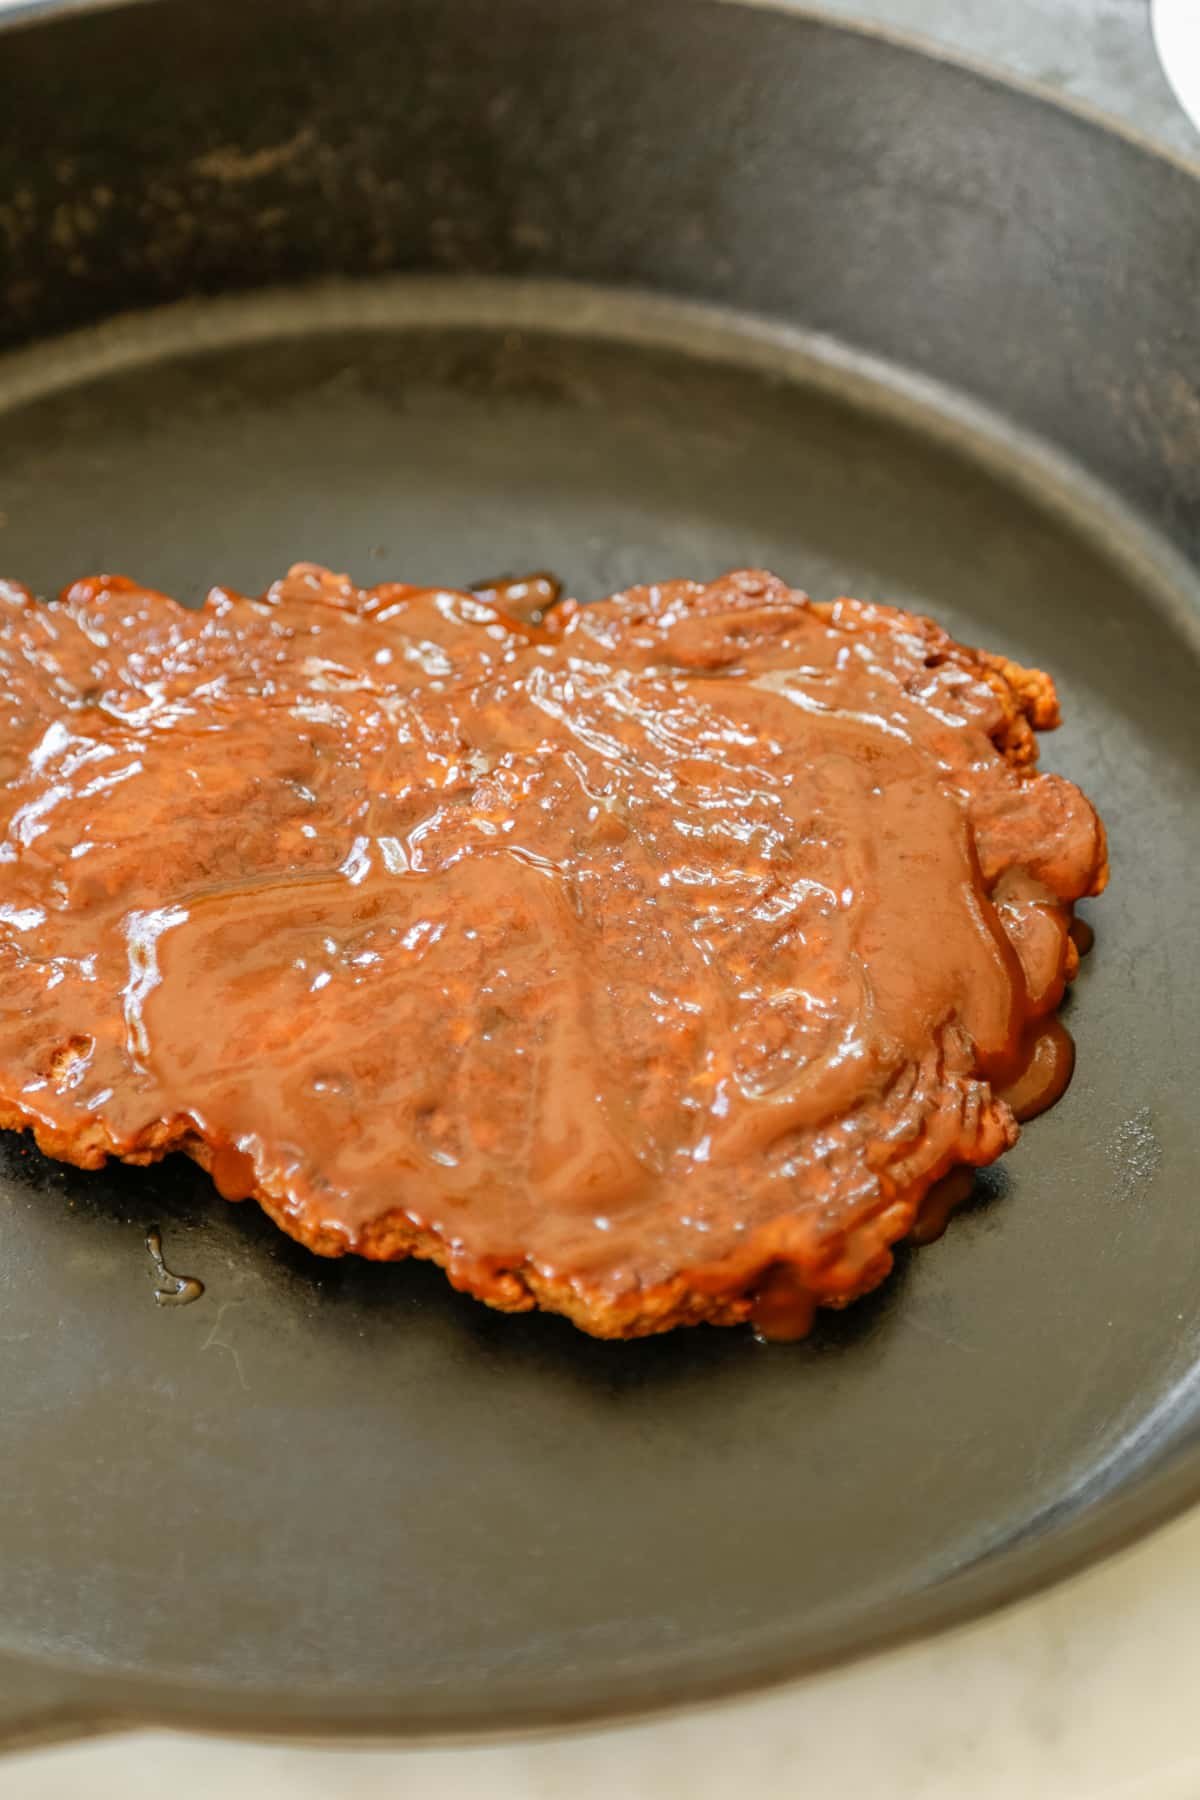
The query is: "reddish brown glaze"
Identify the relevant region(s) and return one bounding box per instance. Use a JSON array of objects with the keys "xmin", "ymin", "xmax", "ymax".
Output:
[
  {"xmin": 0, "ymin": 565, "xmax": 1106, "ymax": 1337},
  {"xmin": 469, "ymin": 571, "xmax": 562, "ymax": 624},
  {"xmin": 1069, "ymin": 915, "xmax": 1096, "ymax": 958},
  {"xmin": 997, "ymin": 1018, "xmax": 1076, "ymax": 1123}
]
